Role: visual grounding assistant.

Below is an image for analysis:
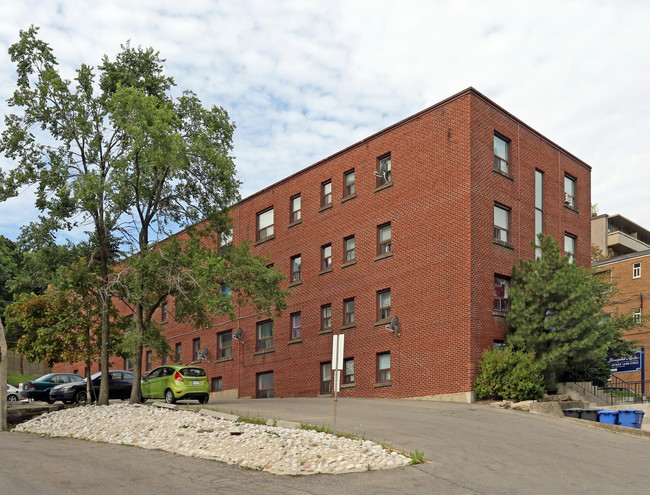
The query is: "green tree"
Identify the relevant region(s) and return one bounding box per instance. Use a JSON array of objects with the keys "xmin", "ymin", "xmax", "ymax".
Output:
[
  {"xmin": 474, "ymin": 347, "xmax": 545, "ymax": 401},
  {"xmin": 0, "ymin": 236, "xmax": 21, "ymax": 327},
  {"xmin": 0, "ymin": 26, "xmax": 287, "ymax": 404},
  {"xmin": 506, "ymin": 235, "xmax": 637, "ymax": 387}
]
